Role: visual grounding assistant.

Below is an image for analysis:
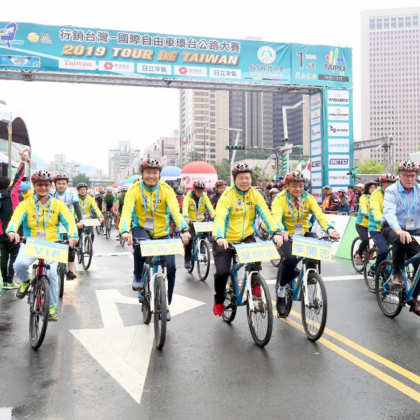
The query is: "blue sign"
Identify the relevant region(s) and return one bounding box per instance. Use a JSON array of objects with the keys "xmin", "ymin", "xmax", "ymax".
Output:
[{"xmin": 0, "ymin": 22, "xmax": 352, "ymax": 88}]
